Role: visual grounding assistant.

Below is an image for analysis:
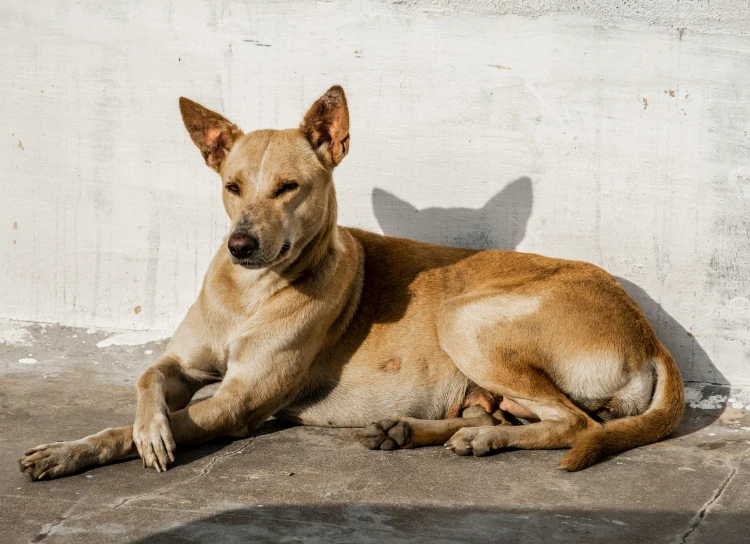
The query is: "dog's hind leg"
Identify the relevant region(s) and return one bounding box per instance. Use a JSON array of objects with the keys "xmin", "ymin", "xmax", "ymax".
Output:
[
  {"xmin": 359, "ymin": 406, "xmax": 509, "ymax": 450},
  {"xmin": 442, "ymin": 364, "xmax": 601, "ymax": 460},
  {"xmin": 436, "ymin": 291, "xmax": 602, "ymax": 465}
]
